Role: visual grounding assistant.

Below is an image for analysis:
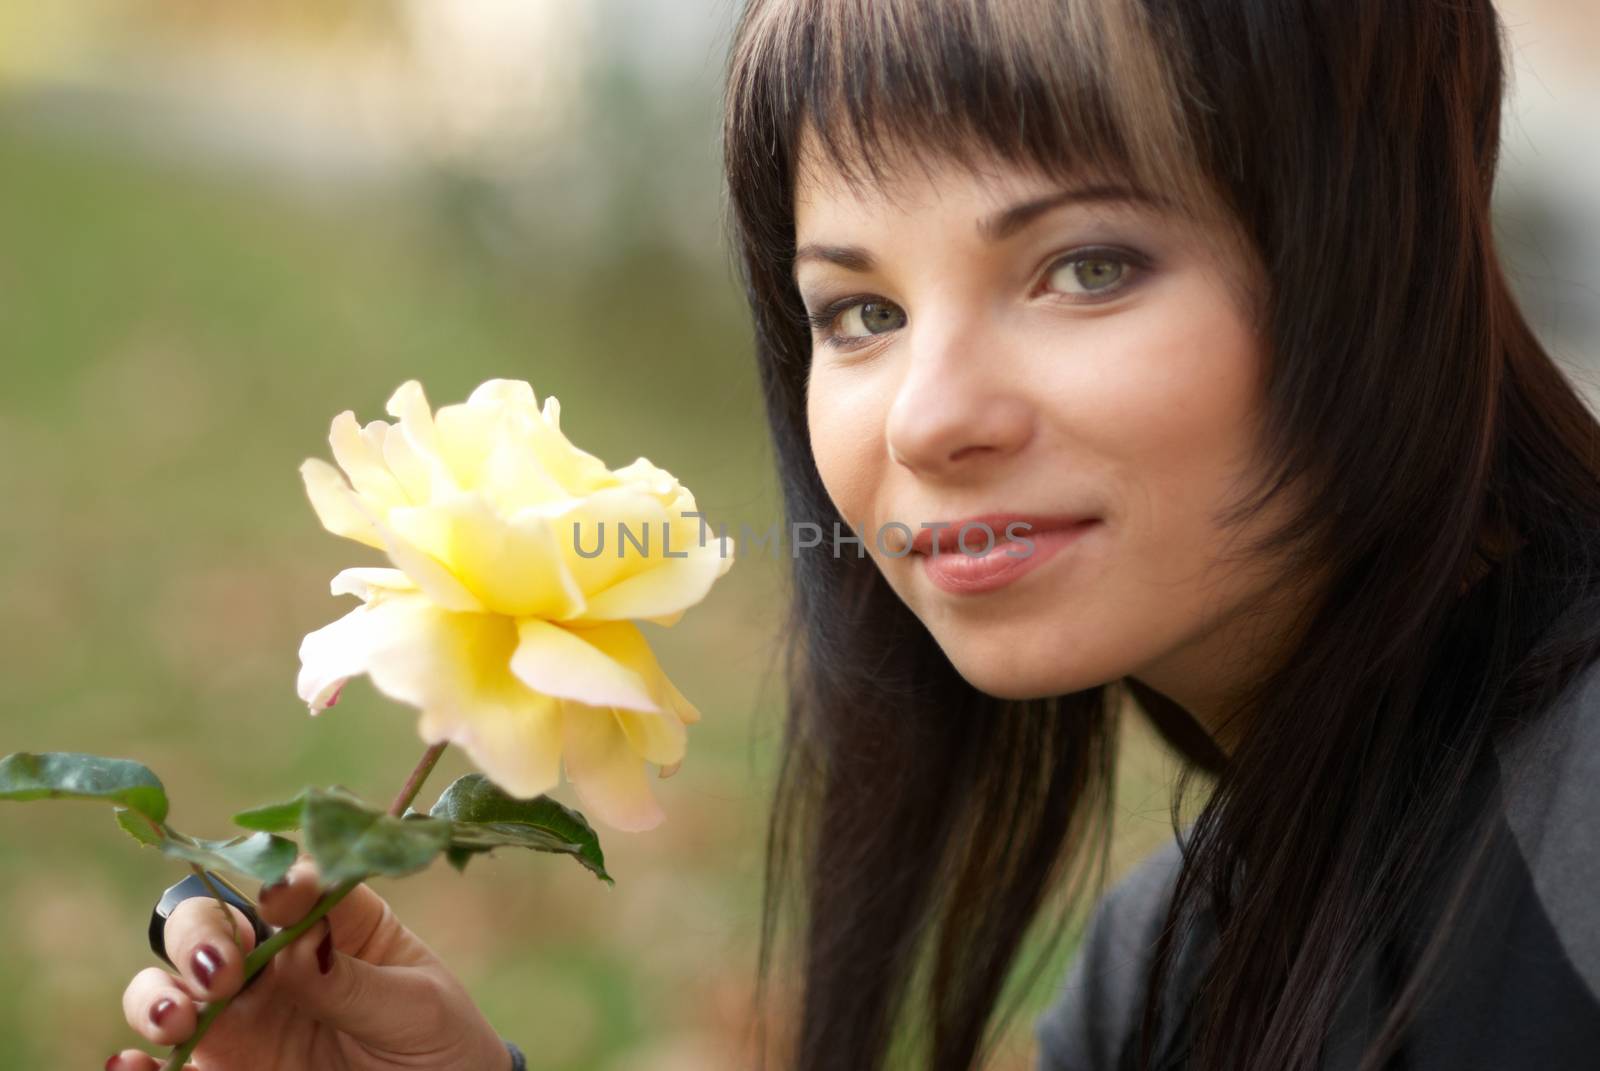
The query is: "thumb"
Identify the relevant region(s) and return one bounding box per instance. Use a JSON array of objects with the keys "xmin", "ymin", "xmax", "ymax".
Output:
[{"xmin": 275, "ymin": 914, "xmax": 439, "ymax": 1045}]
